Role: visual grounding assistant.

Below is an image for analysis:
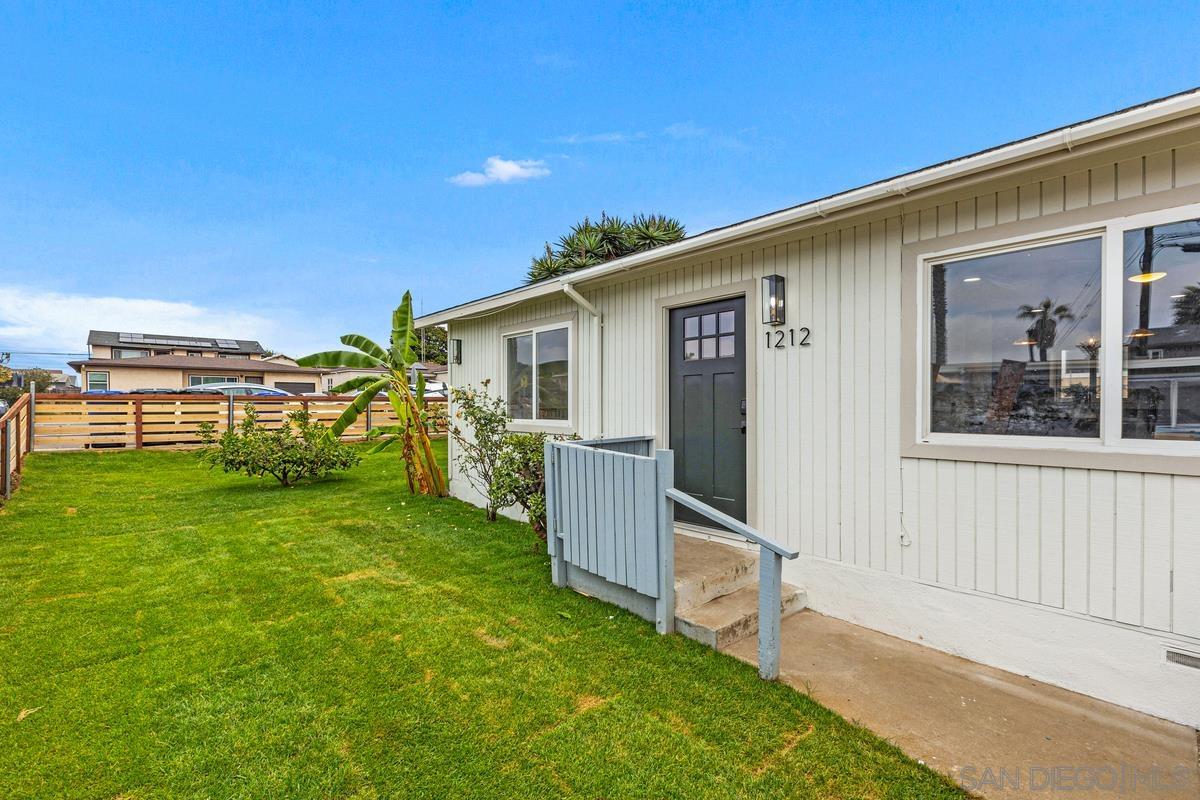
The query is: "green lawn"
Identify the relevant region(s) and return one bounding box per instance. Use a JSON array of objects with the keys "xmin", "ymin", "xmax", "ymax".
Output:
[{"xmin": 0, "ymin": 441, "xmax": 964, "ymax": 799}]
